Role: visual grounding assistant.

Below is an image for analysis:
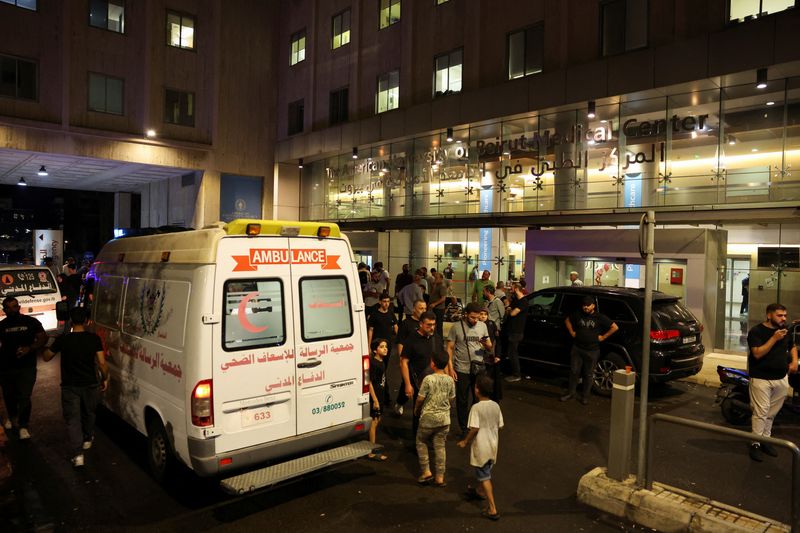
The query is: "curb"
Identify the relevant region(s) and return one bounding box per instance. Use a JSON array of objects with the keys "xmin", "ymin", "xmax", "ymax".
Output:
[
  {"xmin": 0, "ymin": 424, "xmax": 11, "ymax": 481},
  {"xmin": 578, "ymin": 466, "xmax": 789, "ymax": 533}
]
